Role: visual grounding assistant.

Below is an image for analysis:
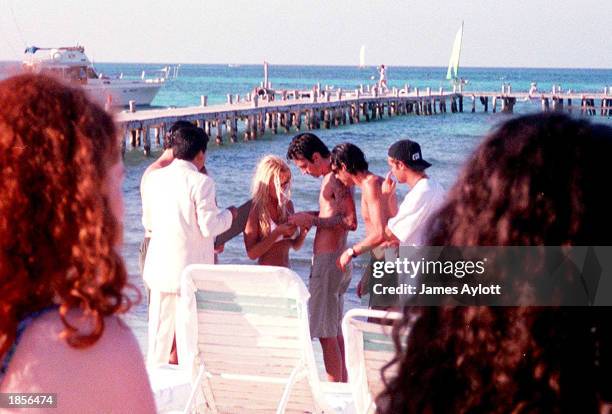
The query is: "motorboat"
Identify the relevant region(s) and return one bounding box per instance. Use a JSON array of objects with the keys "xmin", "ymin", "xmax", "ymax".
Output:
[{"xmin": 22, "ymin": 45, "xmax": 170, "ymax": 107}]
